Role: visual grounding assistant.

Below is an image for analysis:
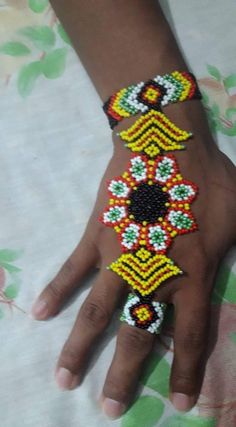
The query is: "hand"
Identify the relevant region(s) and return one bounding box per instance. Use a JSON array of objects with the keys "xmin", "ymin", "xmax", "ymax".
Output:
[{"xmin": 31, "ymin": 102, "xmax": 236, "ymax": 419}]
